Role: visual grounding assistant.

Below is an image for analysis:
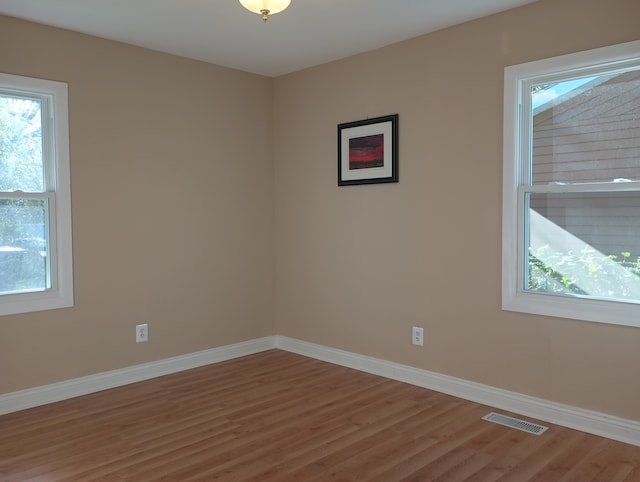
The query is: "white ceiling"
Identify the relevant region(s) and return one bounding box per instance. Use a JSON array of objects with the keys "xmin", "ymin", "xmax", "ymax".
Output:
[{"xmin": 0, "ymin": 0, "xmax": 537, "ymax": 77}]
